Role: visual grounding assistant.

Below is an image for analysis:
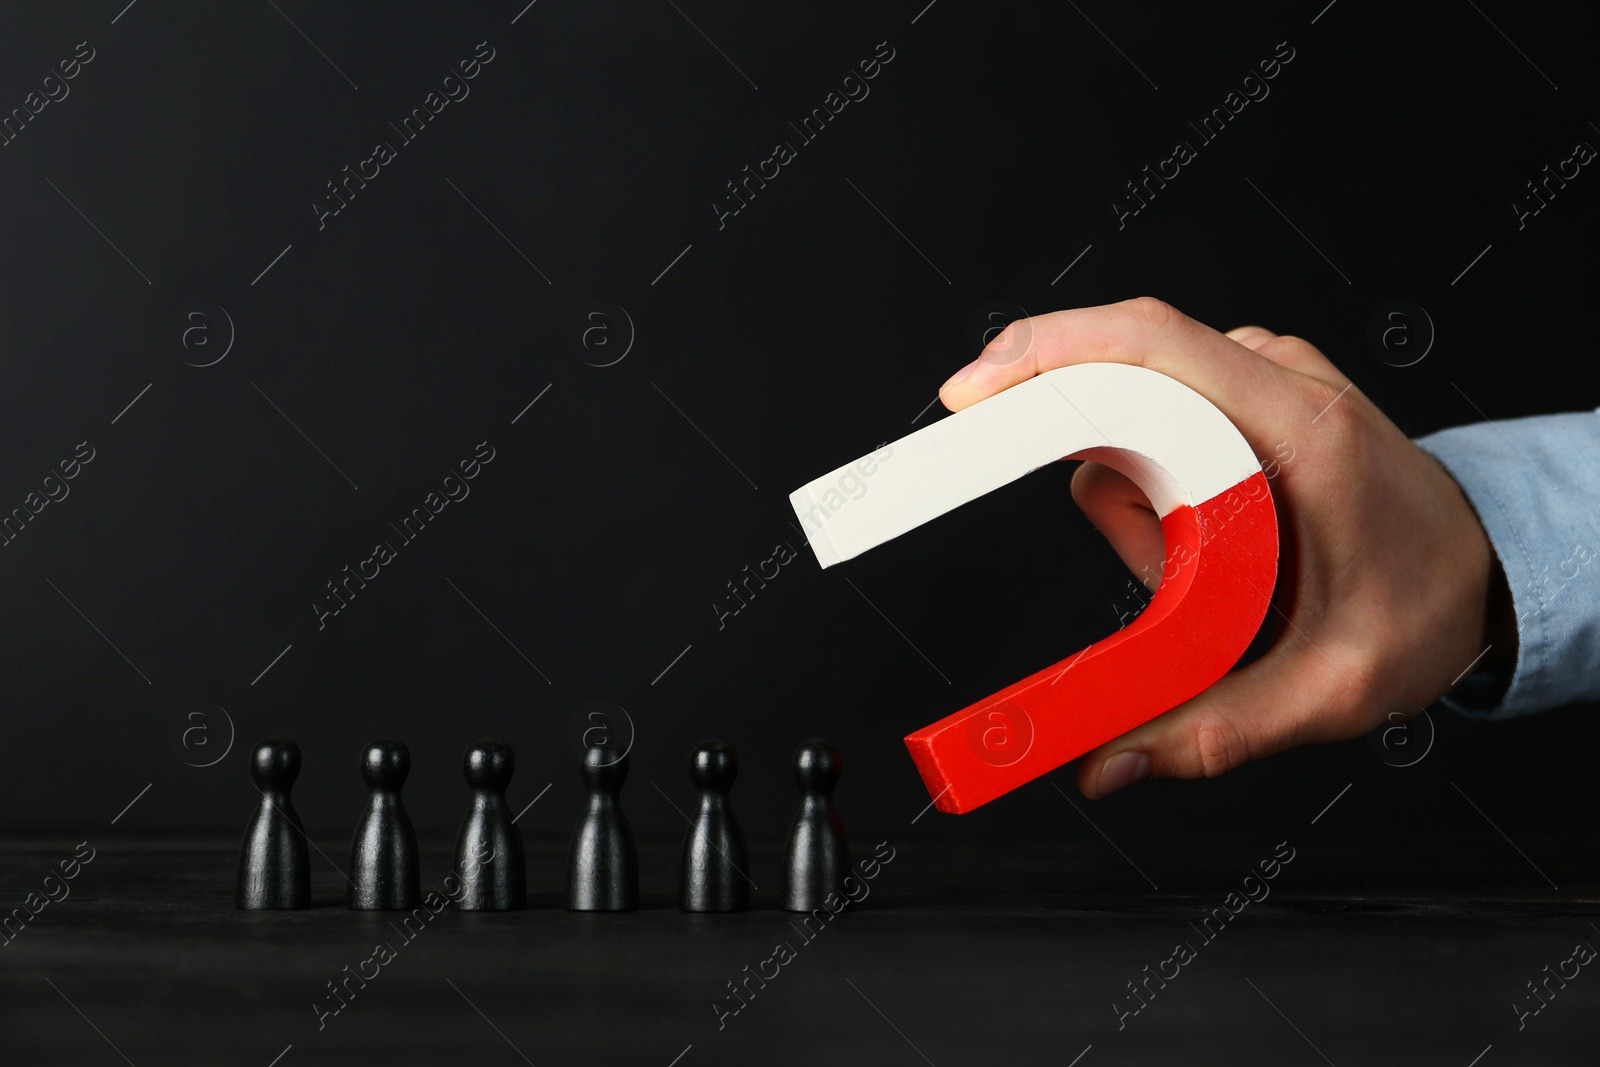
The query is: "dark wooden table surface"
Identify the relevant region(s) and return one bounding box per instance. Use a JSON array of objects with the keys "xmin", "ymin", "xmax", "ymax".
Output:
[{"xmin": 1, "ymin": 833, "xmax": 1595, "ymax": 1066}]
